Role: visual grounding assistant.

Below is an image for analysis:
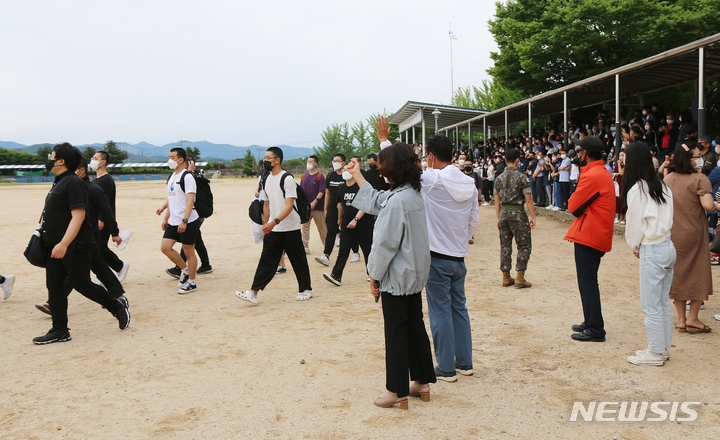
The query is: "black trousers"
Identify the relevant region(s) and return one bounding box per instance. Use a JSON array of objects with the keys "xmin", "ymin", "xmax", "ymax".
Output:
[
  {"xmin": 560, "ymin": 181, "xmax": 570, "ymax": 209},
  {"xmin": 482, "ymin": 180, "xmax": 493, "ymax": 203},
  {"xmin": 46, "ymin": 242, "xmax": 121, "ymax": 332},
  {"xmin": 331, "ymin": 223, "xmax": 373, "ymax": 281},
  {"xmin": 381, "ymin": 292, "xmax": 436, "ymax": 397},
  {"xmin": 60, "ymin": 243, "xmax": 124, "ymax": 299},
  {"xmin": 323, "ymin": 209, "xmax": 357, "ymax": 257},
  {"xmin": 180, "ymin": 221, "xmax": 210, "ymax": 266},
  {"xmin": 251, "ymin": 230, "xmax": 312, "ymax": 293},
  {"xmin": 99, "ymin": 228, "xmax": 123, "ymax": 272},
  {"xmin": 574, "ymin": 243, "xmax": 606, "ymax": 337}
]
